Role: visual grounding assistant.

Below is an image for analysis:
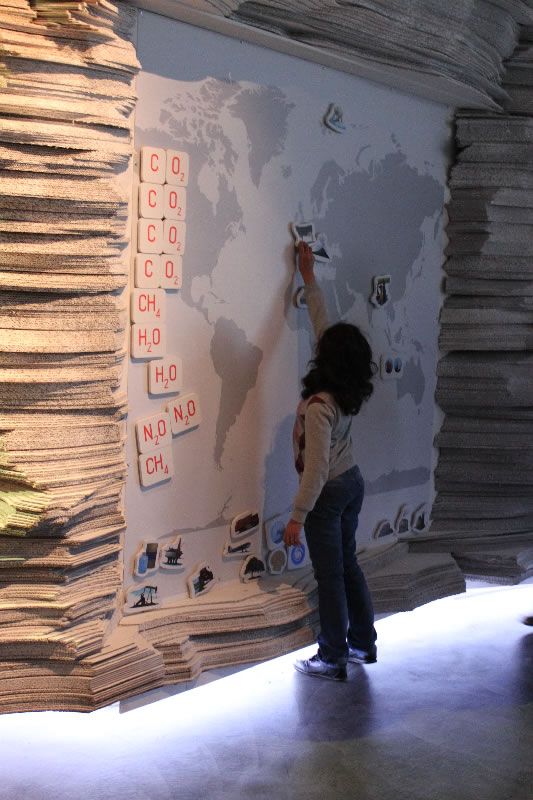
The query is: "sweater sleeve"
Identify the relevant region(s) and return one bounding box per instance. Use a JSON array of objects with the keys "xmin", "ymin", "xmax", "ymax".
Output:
[
  {"xmin": 292, "ymin": 399, "xmax": 335, "ymax": 524},
  {"xmin": 304, "ymin": 282, "xmax": 330, "ymax": 339}
]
